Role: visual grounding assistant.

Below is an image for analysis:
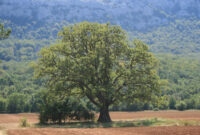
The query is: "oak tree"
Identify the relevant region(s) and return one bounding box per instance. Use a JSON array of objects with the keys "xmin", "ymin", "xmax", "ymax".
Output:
[{"xmin": 34, "ymin": 22, "xmax": 160, "ymax": 122}]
